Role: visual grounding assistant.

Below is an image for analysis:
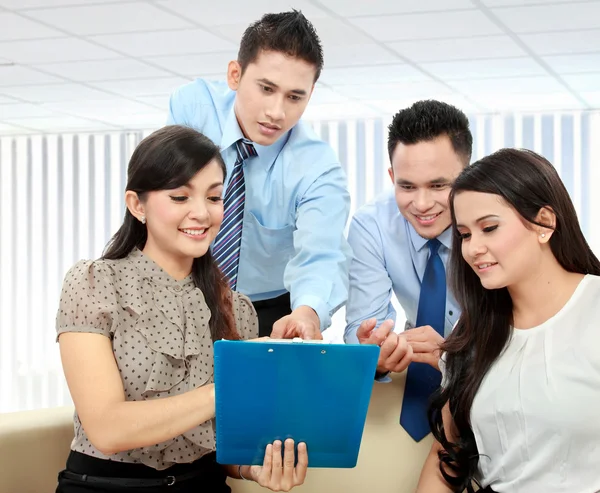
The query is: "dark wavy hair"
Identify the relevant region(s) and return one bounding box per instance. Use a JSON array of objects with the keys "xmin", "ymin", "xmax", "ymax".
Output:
[
  {"xmin": 428, "ymin": 148, "xmax": 600, "ymax": 491},
  {"xmin": 238, "ymin": 10, "xmax": 323, "ymax": 81},
  {"xmin": 103, "ymin": 125, "xmax": 238, "ymax": 342}
]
